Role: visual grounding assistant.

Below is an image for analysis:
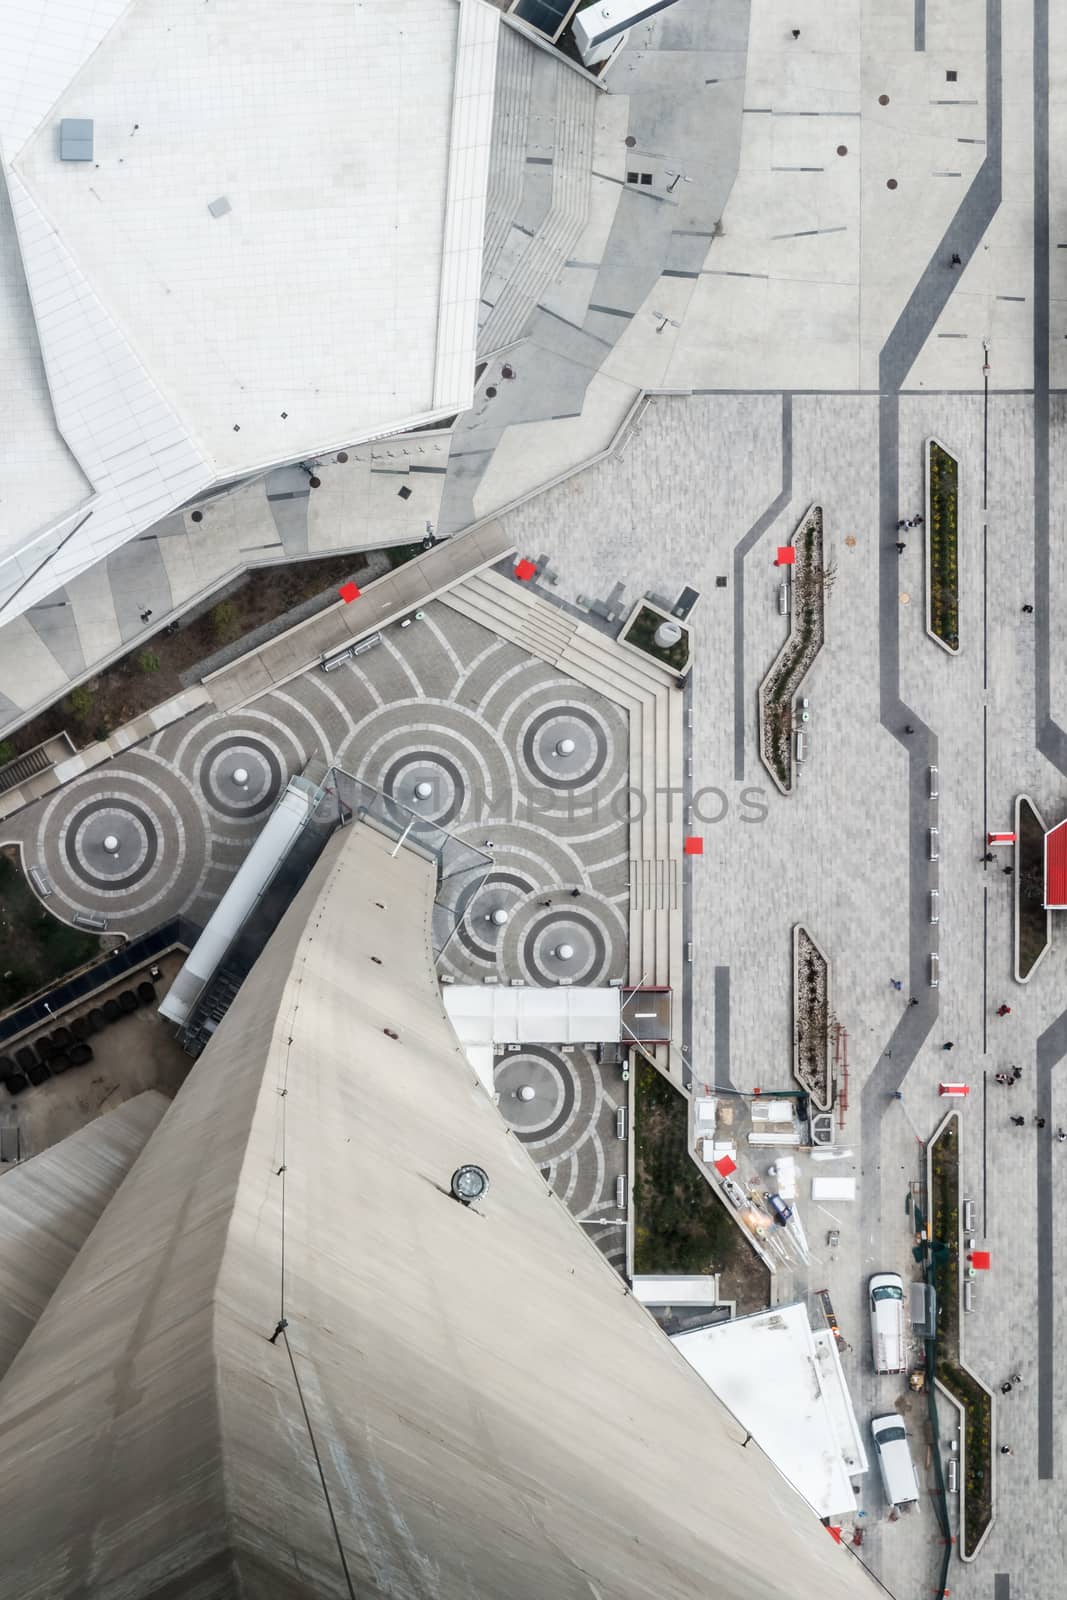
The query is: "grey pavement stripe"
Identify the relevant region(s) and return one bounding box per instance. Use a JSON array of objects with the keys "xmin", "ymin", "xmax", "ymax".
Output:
[
  {"xmin": 563, "ymin": 260, "xmax": 601, "ymax": 268},
  {"xmin": 266, "ymin": 491, "xmax": 311, "ymax": 502},
  {"xmin": 661, "ymin": 269, "xmax": 700, "ymax": 278},
  {"xmin": 732, "ymin": 394, "xmax": 792, "ymax": 781},
  {"xmin": 512, "ymin": 222, "xmax": 535, "ymax": 237},
  {"xmin": 959, "ymin": 137, "xmax": 987, "ymax": 144},
  {"xmin": 526, "ymin": 156, "xmax": 553, "ymax": 165},
  {"xmin": 587, "ymin": 304, "xmax": 634, "ymax": 318},
  {"xmin": 771, "ymin": 226, "xmax": 848, "ymax": 238},
  {"xmin": 714, "ymin": 966, "xmax": 734, "ymax": 1090},
  {"xmin": 703, "ymin": 269, "xmax": 769, "ymax": 279},
  {"xmin": 409, "ymin": 465, "xmax": 448, "ymax": 474},
  {"xmin": 770, "ymin": 165, "xmax": 825, "ymax": 172},
  {"xmin": 994, "ymin": 1579, "xmax": 1010, "ymax": 1600},
  {"xmin": 534, "ymin": 302, "xmax": 613, "ymax": 346},
  {"xmin": 932, "ymin": 171, "xmax": 963, "ymax": 177},
  {"xmin": 997, "ymin": 294, "xmax": 1025, "ymax": 301},
  {"xmin": 933, "ymin": 98, "xmax": 979, "ymax": 104},
  {"xmin": 672, "ymin": 229, "xmax": 716, "ymax": 237},
  {"xmin": 915, "ymin": 0, "xmax": 926, "ymax": 50}
]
